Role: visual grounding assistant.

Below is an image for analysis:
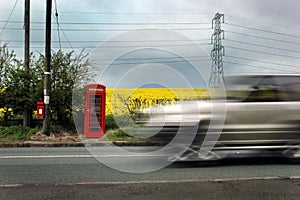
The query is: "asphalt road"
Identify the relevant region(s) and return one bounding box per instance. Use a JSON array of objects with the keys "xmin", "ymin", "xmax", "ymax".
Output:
[{"xmin": 1, "ymin": 147, "xmax": 300, "ymax": 199}]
